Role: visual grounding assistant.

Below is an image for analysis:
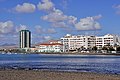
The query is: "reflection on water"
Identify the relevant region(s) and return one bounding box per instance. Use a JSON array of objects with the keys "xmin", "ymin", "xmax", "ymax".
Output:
[{"xmin": 0, "ymin": 54, "xmax": 120, "ymax": 74}]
